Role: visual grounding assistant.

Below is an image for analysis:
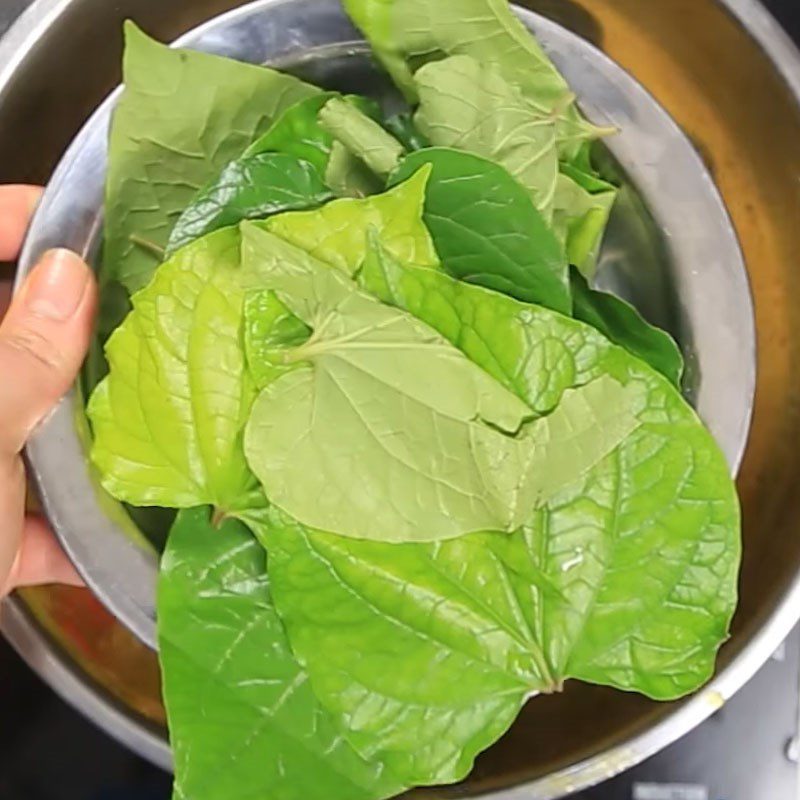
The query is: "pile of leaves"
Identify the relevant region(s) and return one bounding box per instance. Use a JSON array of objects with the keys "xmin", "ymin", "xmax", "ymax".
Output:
[{"xmin": 86, "ymin": 2, "xmax": 740, "ymax": 798}]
